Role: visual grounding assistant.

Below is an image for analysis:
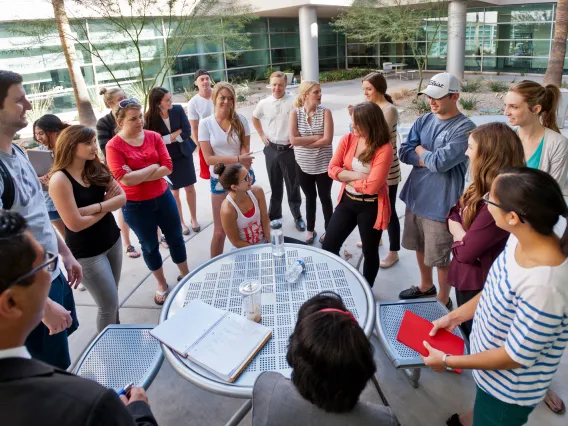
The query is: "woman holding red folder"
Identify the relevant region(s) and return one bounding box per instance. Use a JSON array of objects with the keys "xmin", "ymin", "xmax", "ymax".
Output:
[{"xmin": 422, "ymin": 167, "xmax": 568, "ymax": 426}]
